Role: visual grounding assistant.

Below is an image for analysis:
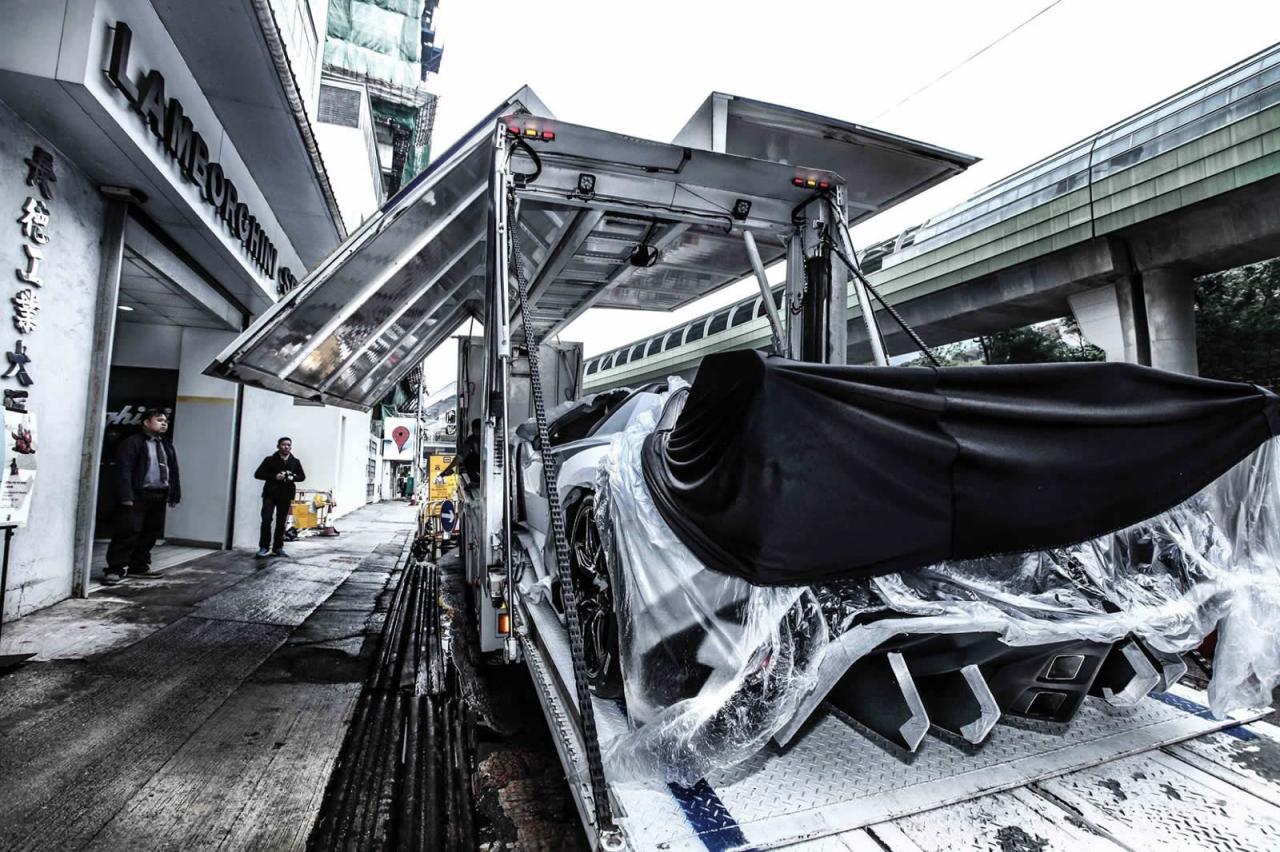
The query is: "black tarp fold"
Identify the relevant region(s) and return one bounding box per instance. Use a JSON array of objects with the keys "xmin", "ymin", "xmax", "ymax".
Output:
[{"xmin": 642, "ymin": 351, "xmax": 1280, "ymax": 585}]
